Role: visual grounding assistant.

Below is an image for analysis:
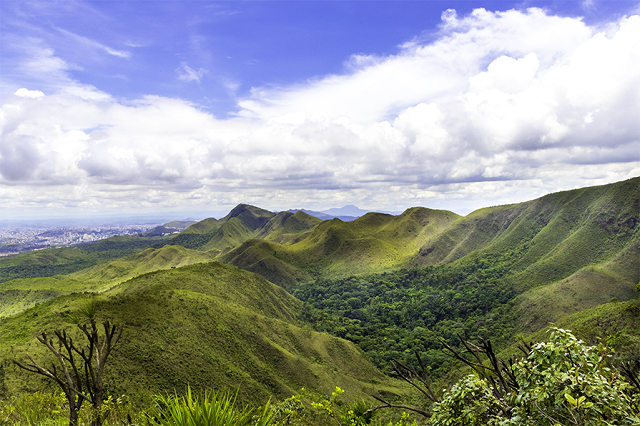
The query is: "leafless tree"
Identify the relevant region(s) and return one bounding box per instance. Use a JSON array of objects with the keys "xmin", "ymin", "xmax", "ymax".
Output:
[{"xmin": 13, "ymin": 317, "xmax": 123, "ymax": 426}]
